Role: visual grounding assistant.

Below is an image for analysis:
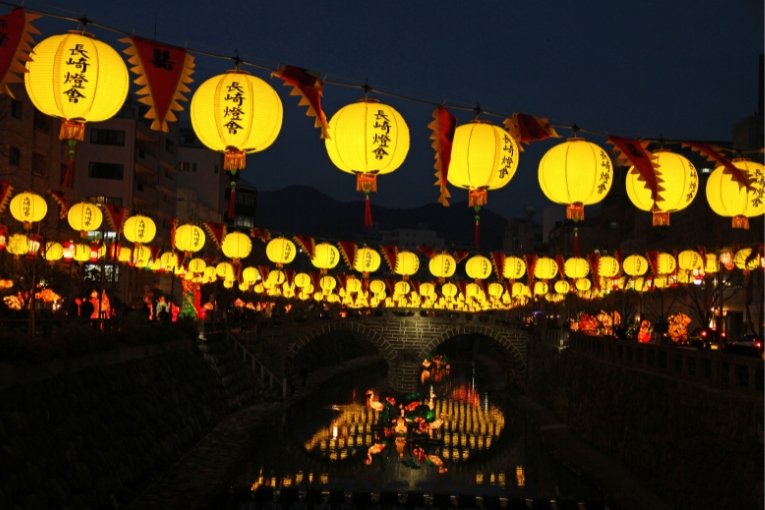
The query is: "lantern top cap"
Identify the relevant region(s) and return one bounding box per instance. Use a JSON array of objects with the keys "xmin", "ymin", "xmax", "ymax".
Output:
[
  {"xmin": 354, "ymin": 98, "xmax": 381, "ymax": 104},
  {"xmin": 224, "ymin": 68, "xmax": 251, "ymax": 76},
  {"xmin": 66, "ymin": 30, "xmax": 95, "ymax": 39},
  {"xmin": 565, "ymin": 136, "xmax": 586, "ymax": 142}
]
